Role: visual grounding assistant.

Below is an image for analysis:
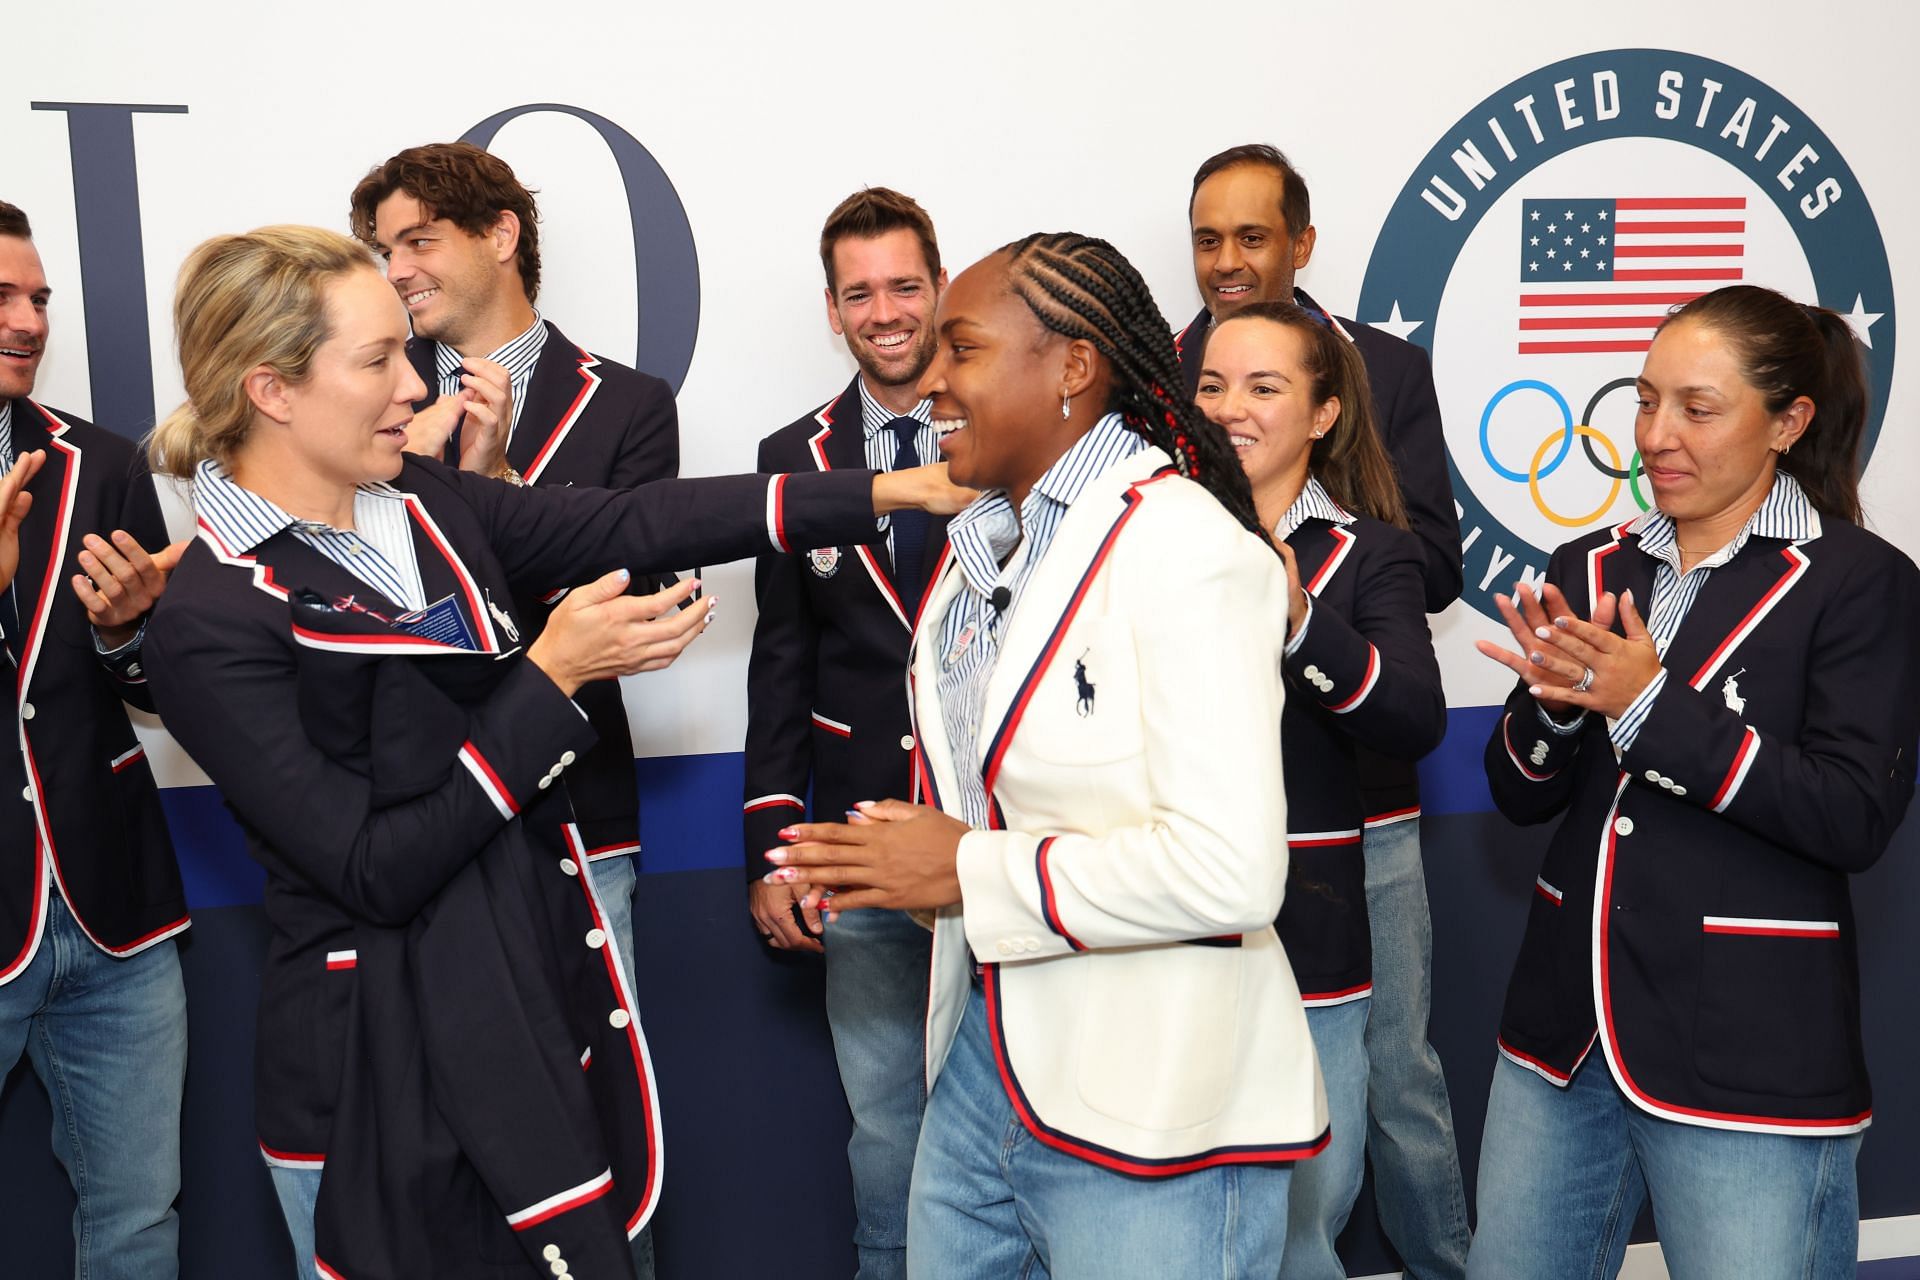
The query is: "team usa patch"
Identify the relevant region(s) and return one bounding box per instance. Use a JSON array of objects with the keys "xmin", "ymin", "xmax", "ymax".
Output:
[{"xmin": 808, "ymin": 547, "xmax": 842, "ymax": 578}]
